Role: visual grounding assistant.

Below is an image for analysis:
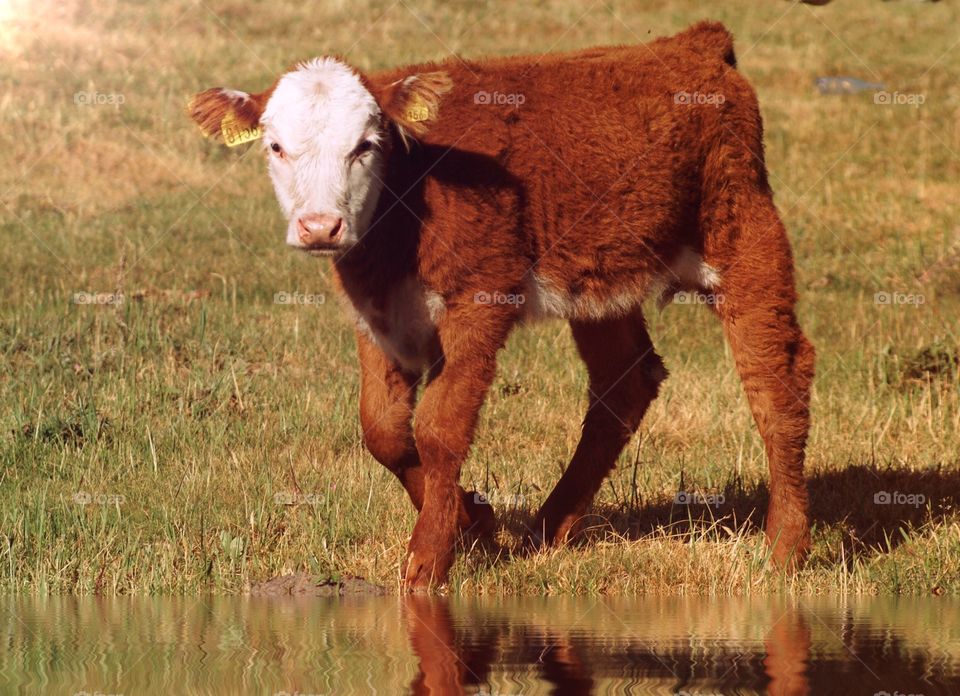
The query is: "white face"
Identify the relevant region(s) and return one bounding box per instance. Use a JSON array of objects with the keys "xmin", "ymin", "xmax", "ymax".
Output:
[{"xmin": 260, "ymin": 58, "xmax": 386, "ymax": 255}]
